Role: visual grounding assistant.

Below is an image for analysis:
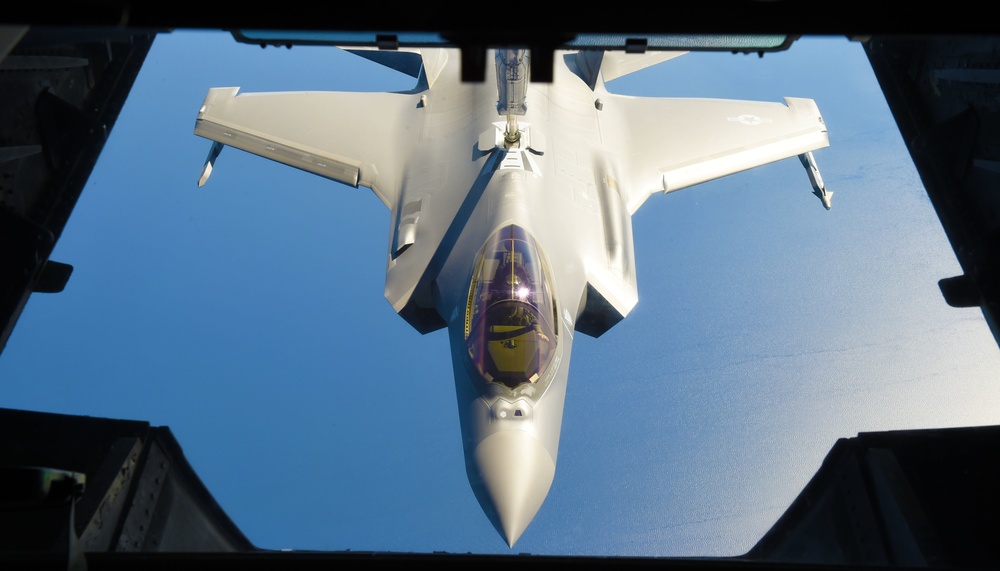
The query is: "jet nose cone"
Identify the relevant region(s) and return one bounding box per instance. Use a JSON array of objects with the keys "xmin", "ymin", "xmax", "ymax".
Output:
[{"xmin": 471, "ymin": 430, "xmax": 556, "ymax": 547}]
